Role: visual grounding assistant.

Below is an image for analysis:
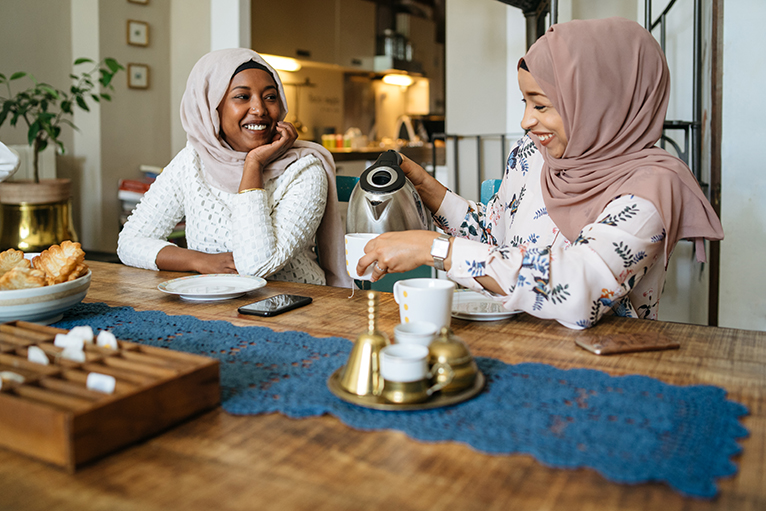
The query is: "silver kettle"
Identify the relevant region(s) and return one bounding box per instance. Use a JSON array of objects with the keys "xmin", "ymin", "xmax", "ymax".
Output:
[{"xmin": 346, "ymin": 150, "xmax": 430, "ymax": 234}]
